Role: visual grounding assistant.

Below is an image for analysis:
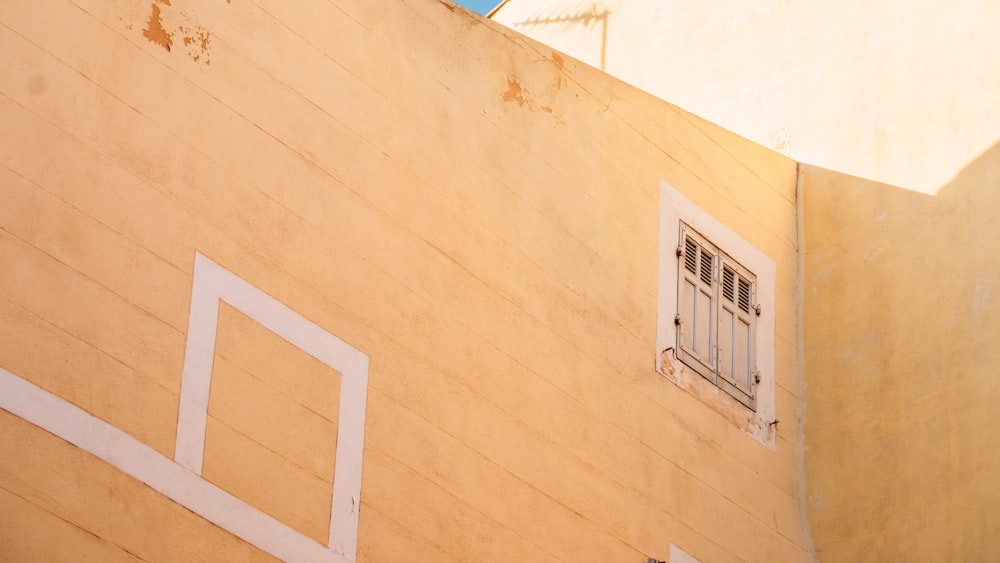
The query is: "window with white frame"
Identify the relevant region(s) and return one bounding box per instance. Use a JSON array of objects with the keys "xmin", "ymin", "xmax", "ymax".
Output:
[
  {"xmin": 656, "ymin": 179, "xmax": 776, "ymax": 448},
  {"xmin": 676, "ymin": 223, "xmax": 758, "ymax": 410}
]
